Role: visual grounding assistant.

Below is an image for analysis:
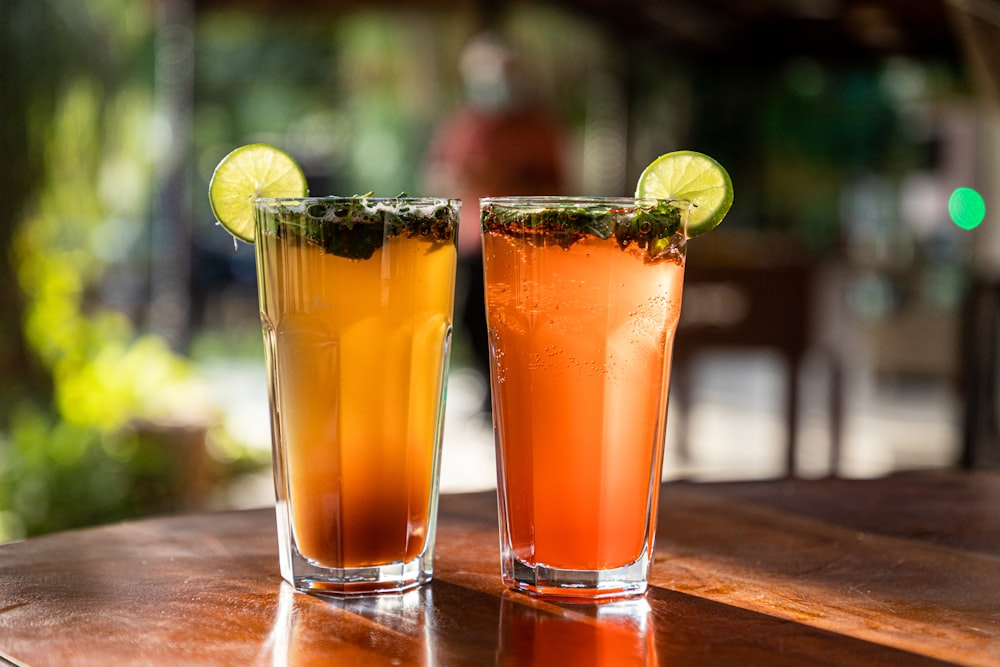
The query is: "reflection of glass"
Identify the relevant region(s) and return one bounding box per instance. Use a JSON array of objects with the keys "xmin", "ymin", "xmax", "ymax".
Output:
[
  {"xmin": 270, "ymin": 583, "xmax": 435, "ymax": 666},
  {"xmin": 496, "ymin": 591, "xmax": 657, "ymax": 666},
  {"xmin": 254, "ymin": 197, "xmax": 459, "ymax": 594},
  {"xmin": 482, "ymin": 197, "xmax": 686, "ymax": 599}
]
